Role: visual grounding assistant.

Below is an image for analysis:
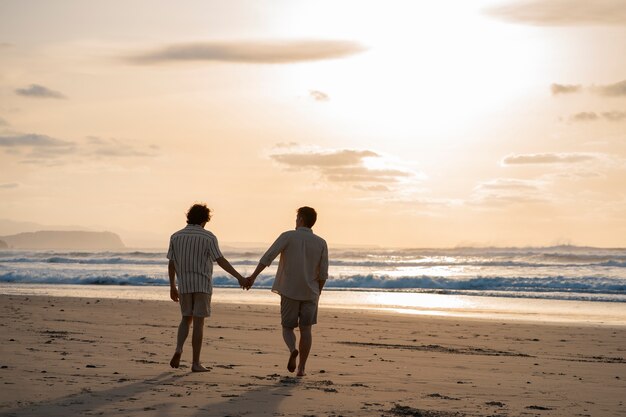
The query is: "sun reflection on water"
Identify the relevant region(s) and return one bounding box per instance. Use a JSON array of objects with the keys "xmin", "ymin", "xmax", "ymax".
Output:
[{"xmin": 361, "ymin": 291, "xmax": 471, "ymax": 311}]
